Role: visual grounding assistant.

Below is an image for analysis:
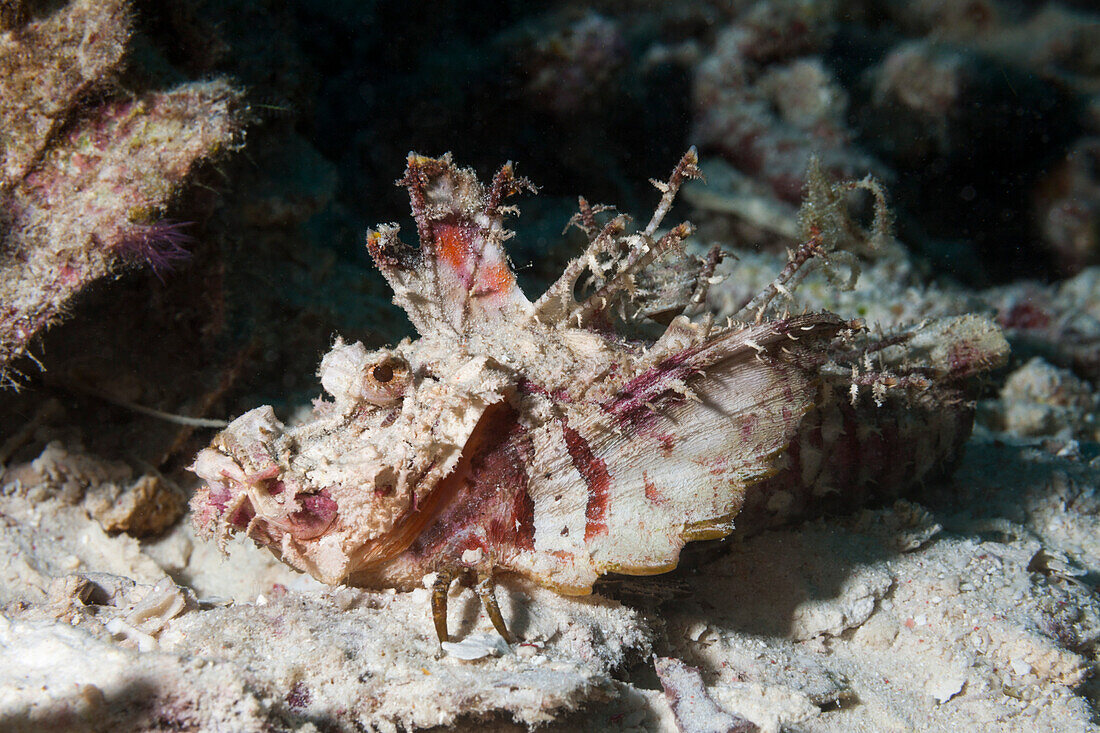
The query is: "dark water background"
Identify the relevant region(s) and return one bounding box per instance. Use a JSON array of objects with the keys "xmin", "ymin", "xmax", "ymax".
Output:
[{"xmin": 4, "ymin": 0, "xmax": 1099, "ymax": 466}]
